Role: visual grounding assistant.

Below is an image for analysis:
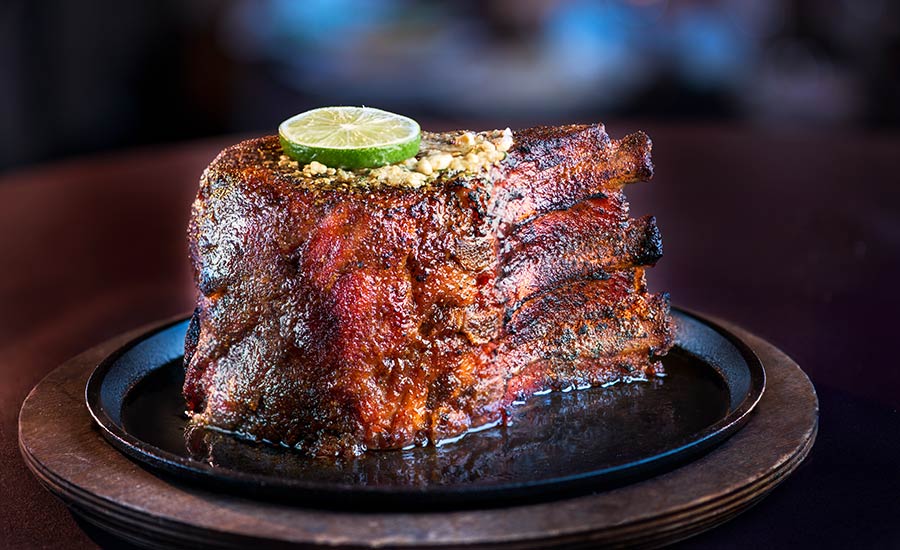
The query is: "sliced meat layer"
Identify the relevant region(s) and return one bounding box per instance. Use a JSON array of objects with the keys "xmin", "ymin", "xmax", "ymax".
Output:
[
  {"xmin": 492, "ymin": 125, "xmax": 653, "ymax": 228},
  {"xmin": 498, "ymin": 194, "xmax": 663, "ymax": 304}
]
